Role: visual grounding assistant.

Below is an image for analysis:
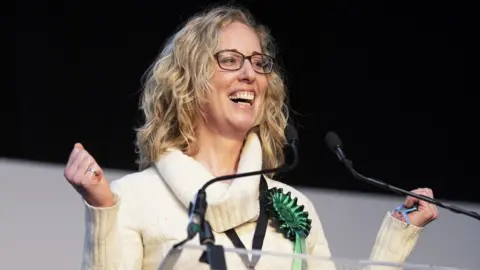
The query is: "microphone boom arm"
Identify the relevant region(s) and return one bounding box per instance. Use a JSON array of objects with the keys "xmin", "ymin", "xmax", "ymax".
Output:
[
  {"xmin": 201, "ymin": 142, "xmax": 299, "ymax": 191},
  {"xmin": 336, "ymin": 146, "xmax": 480, "ymax": 222}
]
